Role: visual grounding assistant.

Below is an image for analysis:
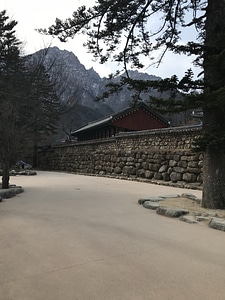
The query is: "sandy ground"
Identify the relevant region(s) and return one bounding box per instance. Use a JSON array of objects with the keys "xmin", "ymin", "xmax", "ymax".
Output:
[{"xmin": 159, "ymin": 197, "xmax": 225, "ymax": 218}]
